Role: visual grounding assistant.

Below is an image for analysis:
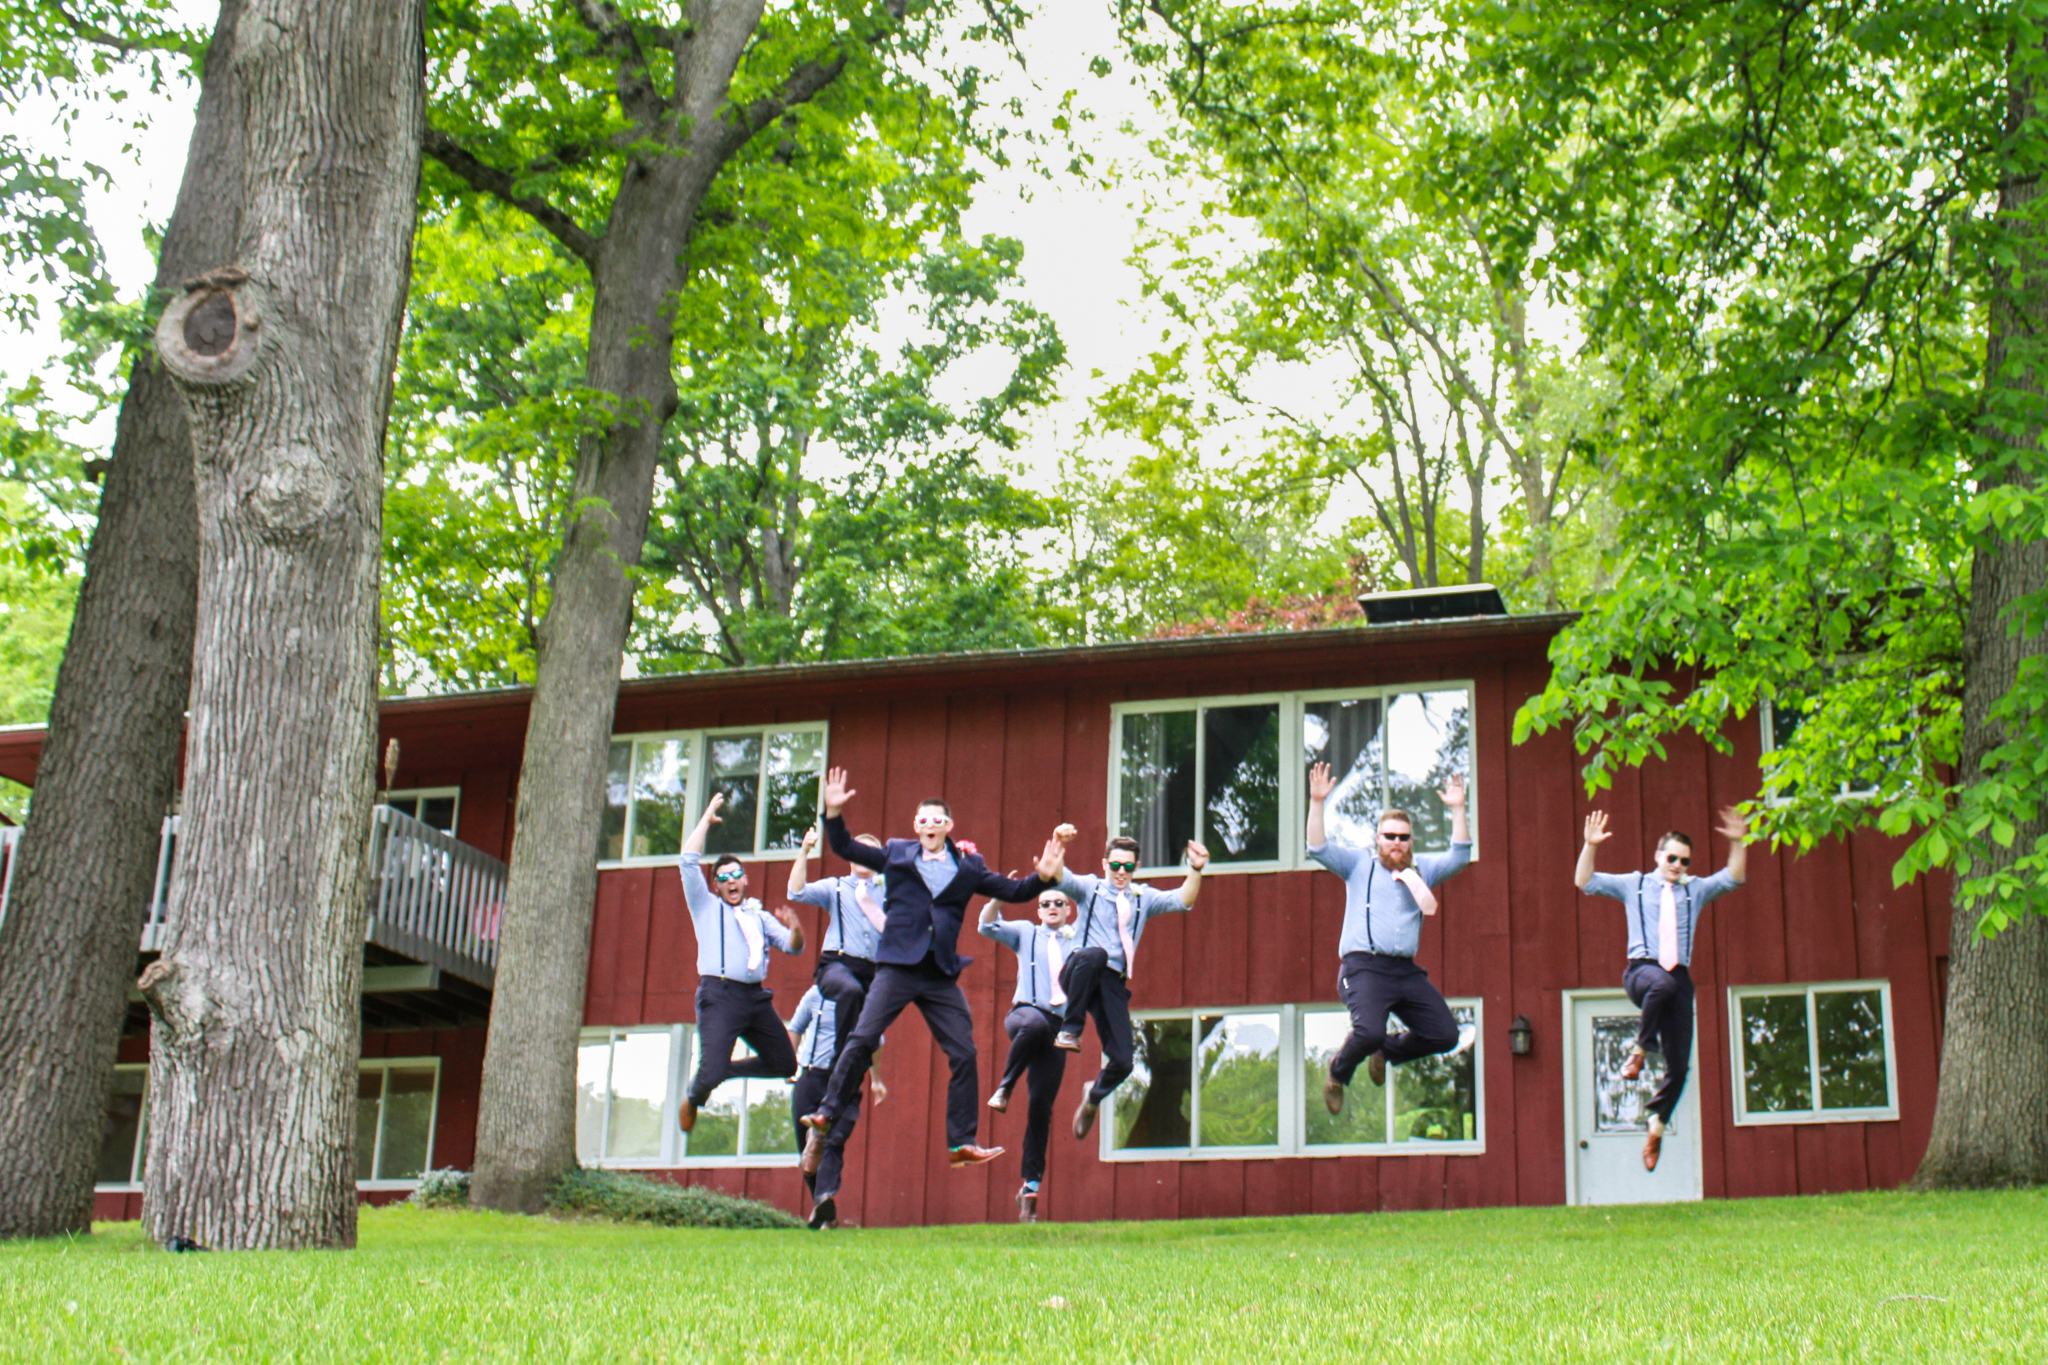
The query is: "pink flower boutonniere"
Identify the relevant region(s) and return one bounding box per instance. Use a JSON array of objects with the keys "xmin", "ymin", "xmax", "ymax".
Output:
[{"xmin": 955, "ymin": 839, "xmax": 979, "ymax": 858}]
